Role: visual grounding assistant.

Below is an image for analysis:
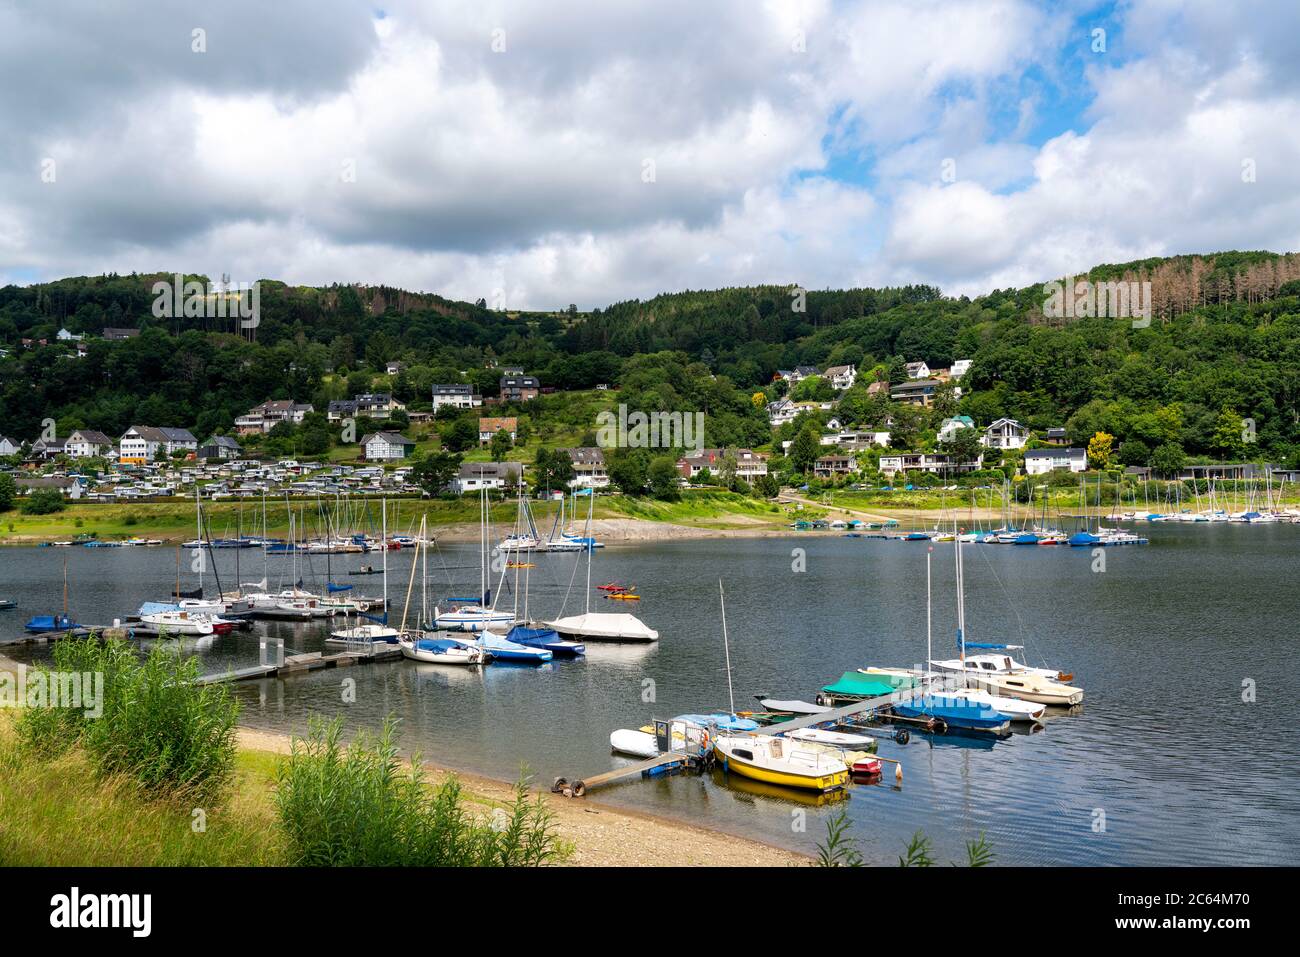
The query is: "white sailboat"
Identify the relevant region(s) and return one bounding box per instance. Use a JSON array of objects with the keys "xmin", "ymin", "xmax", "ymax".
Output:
[
  {"xmin": 434, "ymin": 488, "xmax": 514, "ymax": 632},
  {"xmin": 328, "ymin": 498, "xmax": 399, "ymax": 646},
  {"xmin": 398, "ymin": 517, "xmax": 486, "ymax": 666},
  {"xmin": 543, "ymin": 490, "xmax": 658, "ymax": 643}
]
